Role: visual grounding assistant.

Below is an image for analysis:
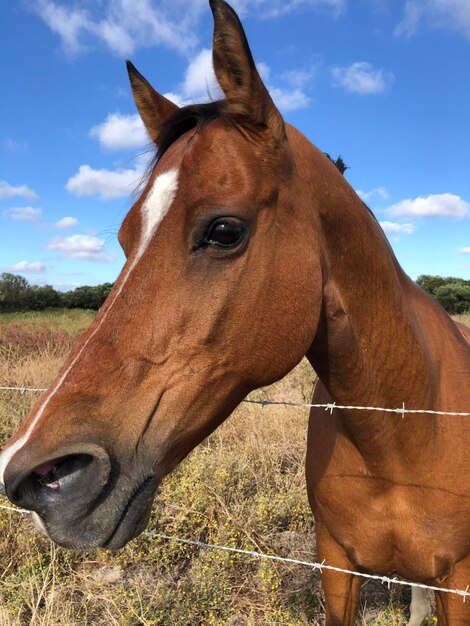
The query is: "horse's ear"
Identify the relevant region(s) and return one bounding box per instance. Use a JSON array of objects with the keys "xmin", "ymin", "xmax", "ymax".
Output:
[
  {"xmin": 126, "ymin": 60, "xmax": 179, "ymax": 146},
  {"xmin": 209, "ymin": 0, "xmax": 285, "ymax": 142}
]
